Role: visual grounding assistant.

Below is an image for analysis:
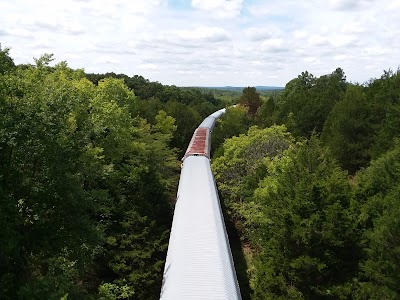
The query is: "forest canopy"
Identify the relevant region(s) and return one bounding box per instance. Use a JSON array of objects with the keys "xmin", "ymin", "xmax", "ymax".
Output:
[
  {"xmin": 0, "ymin": 49, "xmax": 222, "ymax": 299},
  {"xmin": 212, "ymin": 67, "xmax": 400, "ymax": 299},
  {"xmin": 1, "ymin": 47, "xmax": 400, "ymax": 299}
]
